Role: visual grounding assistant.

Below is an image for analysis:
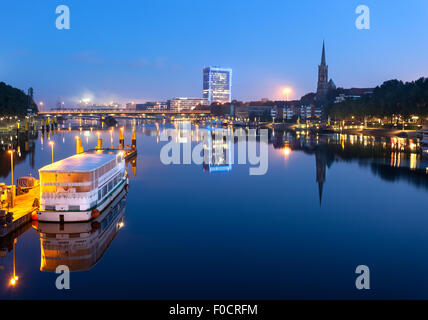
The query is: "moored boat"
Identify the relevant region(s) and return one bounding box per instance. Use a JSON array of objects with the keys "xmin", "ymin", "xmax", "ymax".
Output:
[
  {"xmin": 34, "ymin": 188, "xmax": 127, "ymax": 271},
  {"xmin": 36, "ymin": 149, "xmax": 128, "ymax": 222}
]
